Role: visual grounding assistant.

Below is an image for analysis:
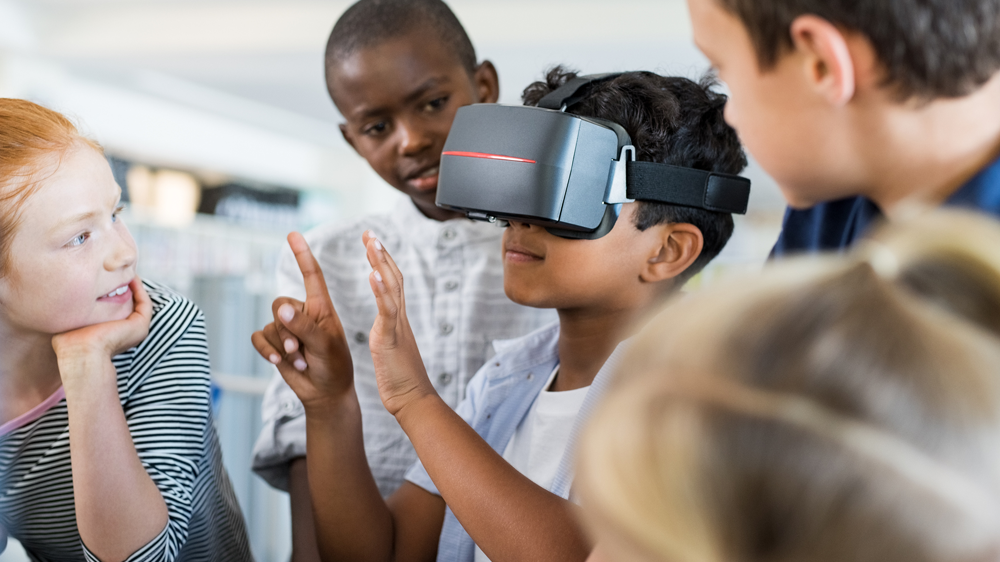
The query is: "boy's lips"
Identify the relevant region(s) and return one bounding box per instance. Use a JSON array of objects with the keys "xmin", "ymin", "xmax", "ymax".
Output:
[
  {"xmin": 504, "ymin": 242, "xmax": 544, "ymax": 263},
  {"xmin": 404, "ymin": 165, "xmax": 439, "ymax": 192}
]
